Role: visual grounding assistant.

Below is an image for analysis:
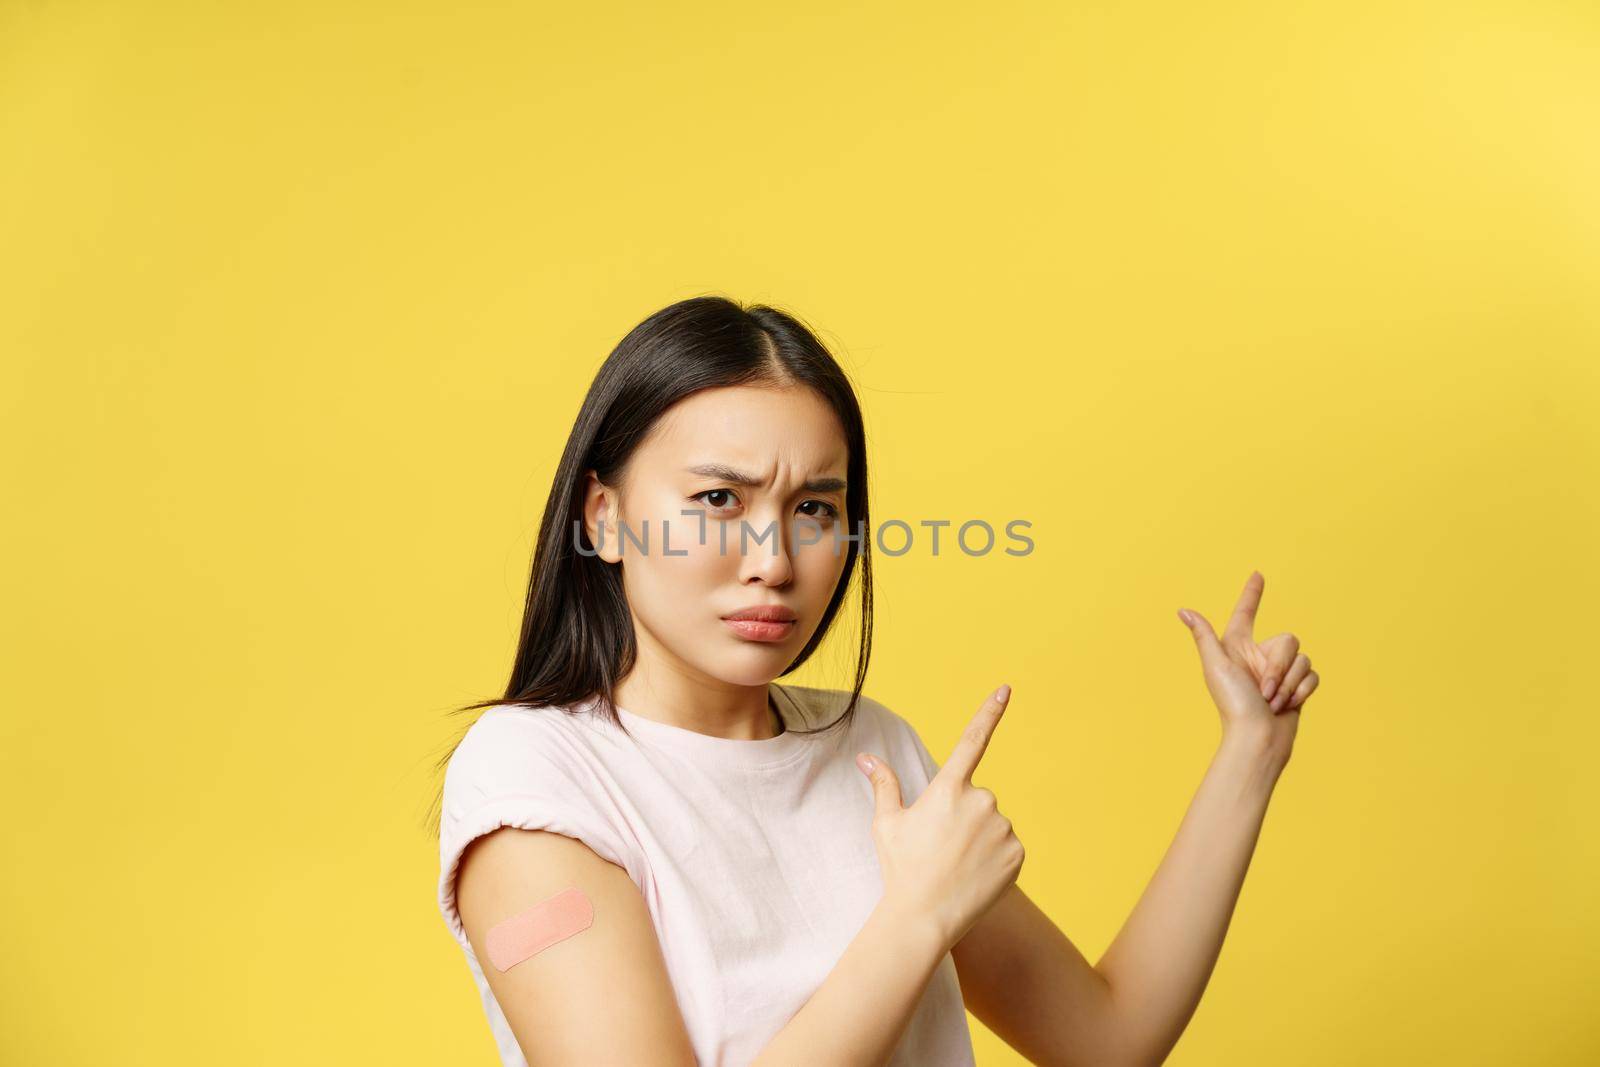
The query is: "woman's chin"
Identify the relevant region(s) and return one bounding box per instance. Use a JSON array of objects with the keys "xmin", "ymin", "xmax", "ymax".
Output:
[{"xmin": 706, "ymin": 654, "xmax": 790, "ymax": 688}]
